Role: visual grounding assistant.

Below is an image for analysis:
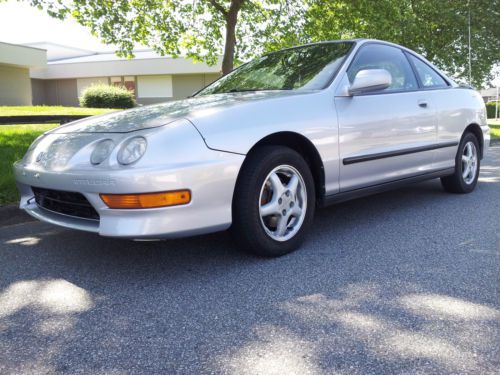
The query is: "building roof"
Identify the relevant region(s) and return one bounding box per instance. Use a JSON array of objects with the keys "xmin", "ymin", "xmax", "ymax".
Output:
[
  {"xmin": 23, "ymin": 42, "xmax": 95, "ymax": 62},
  {"xmin": 48, "ymin": 50, "xmax": 175, "ymax": 64},
  {"xmin": 26, "ymin": 42, "xmax": 221, "ymax": 79},
  {"xmin": 0, "ymin": 41, "xmax": 46, "ymax": 68}
]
